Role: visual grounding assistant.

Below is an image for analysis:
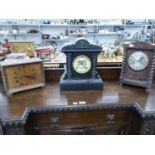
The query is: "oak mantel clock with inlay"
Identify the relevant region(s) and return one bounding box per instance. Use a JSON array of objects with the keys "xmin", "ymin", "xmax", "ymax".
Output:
[
  {"xmin": 1, "ymin": 58, "xmax": 45, "ymax": 95},
  {"xmin": 60, "ymin": 38, "xmax": 103, "ymax": 91},
  {"xmin": 120, "ymin": 41, "xmax": 155, "ymax": 91}
]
